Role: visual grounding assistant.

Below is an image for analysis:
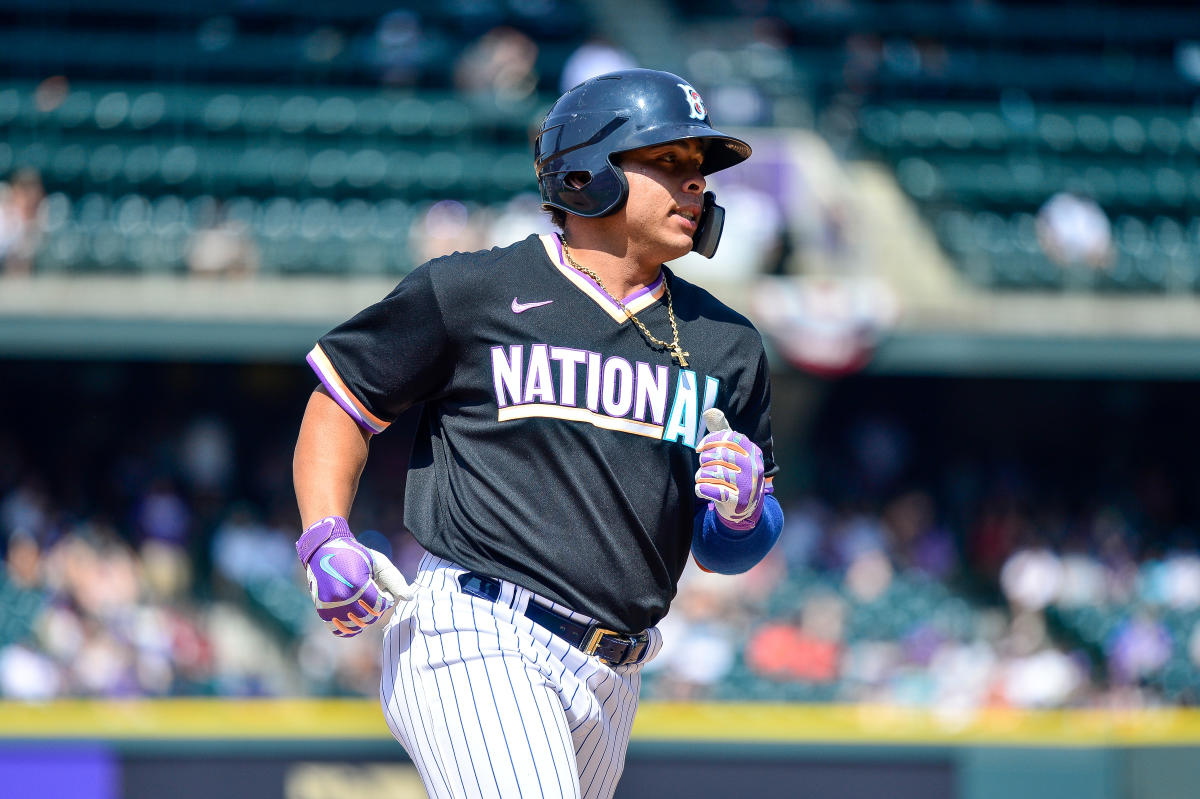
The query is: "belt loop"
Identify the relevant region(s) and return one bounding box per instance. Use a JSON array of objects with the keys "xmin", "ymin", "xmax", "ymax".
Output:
[{"xmin": 509, "ymin": 584, "xmax": 532, "ymax": 616}]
